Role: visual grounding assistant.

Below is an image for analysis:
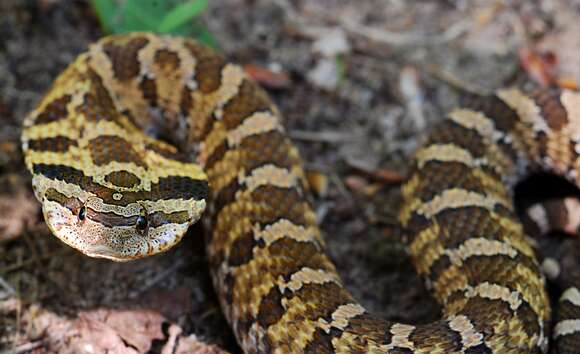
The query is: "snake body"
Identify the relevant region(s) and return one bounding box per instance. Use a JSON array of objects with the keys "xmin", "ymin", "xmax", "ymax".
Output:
[{"xmin": 21, "ymin": 33, "xmax": 580, "ymax": 353}]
